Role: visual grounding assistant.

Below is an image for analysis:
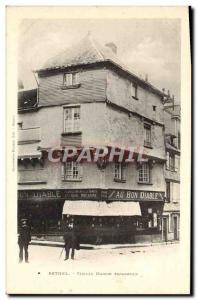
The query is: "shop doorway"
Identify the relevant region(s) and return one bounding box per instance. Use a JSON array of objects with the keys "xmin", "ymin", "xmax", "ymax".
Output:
[
  {"xmin": 162, "ymin": 217, "xmax": 168, "ymax": 242},
  {"xmin": 173, "ymin": 215, "xmax": 178, "ymax": 240}
]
